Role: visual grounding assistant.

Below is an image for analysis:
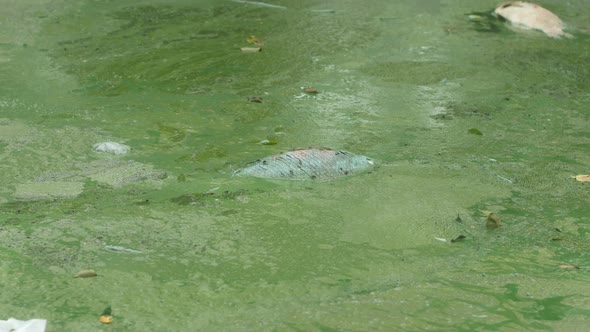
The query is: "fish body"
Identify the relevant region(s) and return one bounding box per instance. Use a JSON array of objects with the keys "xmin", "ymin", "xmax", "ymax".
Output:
[
  {"xmin": 235, "ymin": 148, "xmax": 375, "ymax": 180},
  {"xmin": 494, "ymin": 2, "xmax": 568, "ymax": 38}
]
